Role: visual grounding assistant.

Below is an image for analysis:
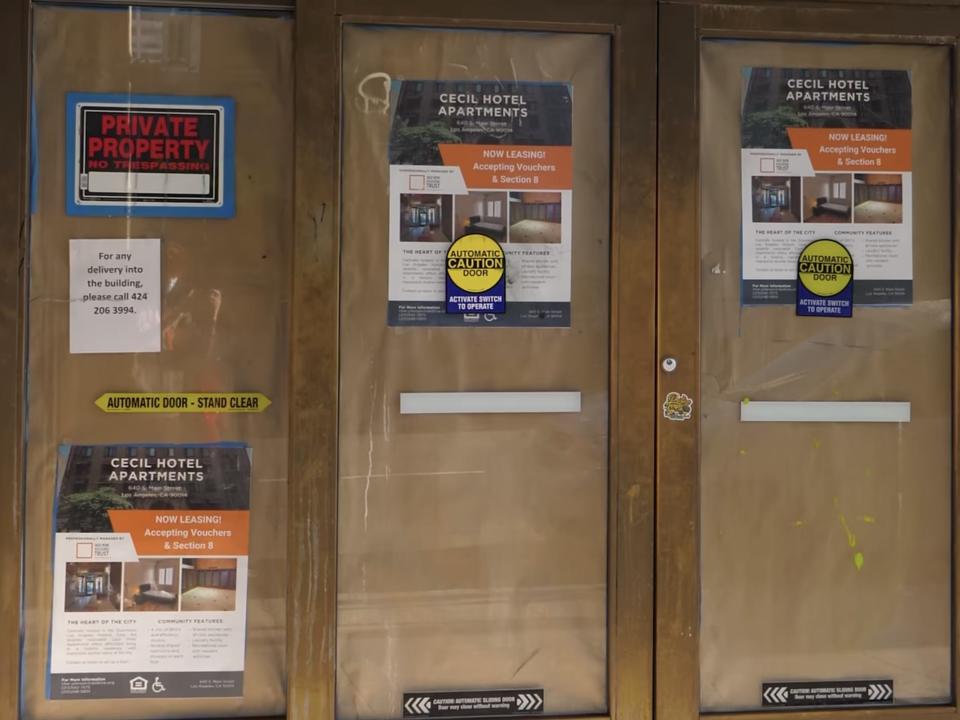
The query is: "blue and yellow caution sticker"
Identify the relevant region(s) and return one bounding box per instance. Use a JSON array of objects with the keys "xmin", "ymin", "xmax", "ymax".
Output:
[
  {"xmin": 796, "ymin": 239, "xmax": 853, "ymax": 318},
  {"xmin": 95, "ymin": 392, "xmax": 271, "ymax": 413},
  {"xmin": 445, "ymin": 233, "xmax": 506, "ymax": 314}
]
